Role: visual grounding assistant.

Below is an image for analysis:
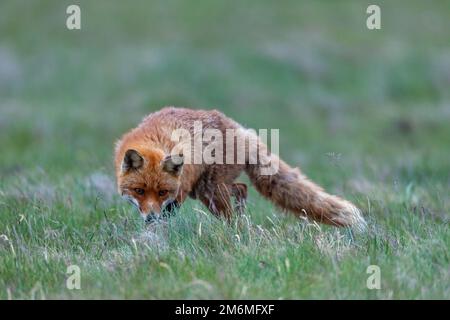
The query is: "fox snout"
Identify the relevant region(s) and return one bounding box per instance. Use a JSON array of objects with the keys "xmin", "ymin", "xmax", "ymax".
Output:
[
  {"xmin": 121, "ymin": 194, "xmax": 159, "ymax": 220},
  {"xmin": 135, "ymin": 204, "xmax": 161, "ymax": 223},
  {"xmin": 141, "ymin": 200, "xmax": 179, "ymax": 223},
  {"xmin": 143, "ymin": 212, "xmax": 159, "ymax": 223},
  {"xmin": 122, "ymin": 193, "xmax": 178, "ymax": 223},
  {"xmin": 139, "ymin": 204, "xmax": 179, "ymax": 223},
  {"xmin": 137, "ymin": 202, "xmax": 161, "ymax": 222}
]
